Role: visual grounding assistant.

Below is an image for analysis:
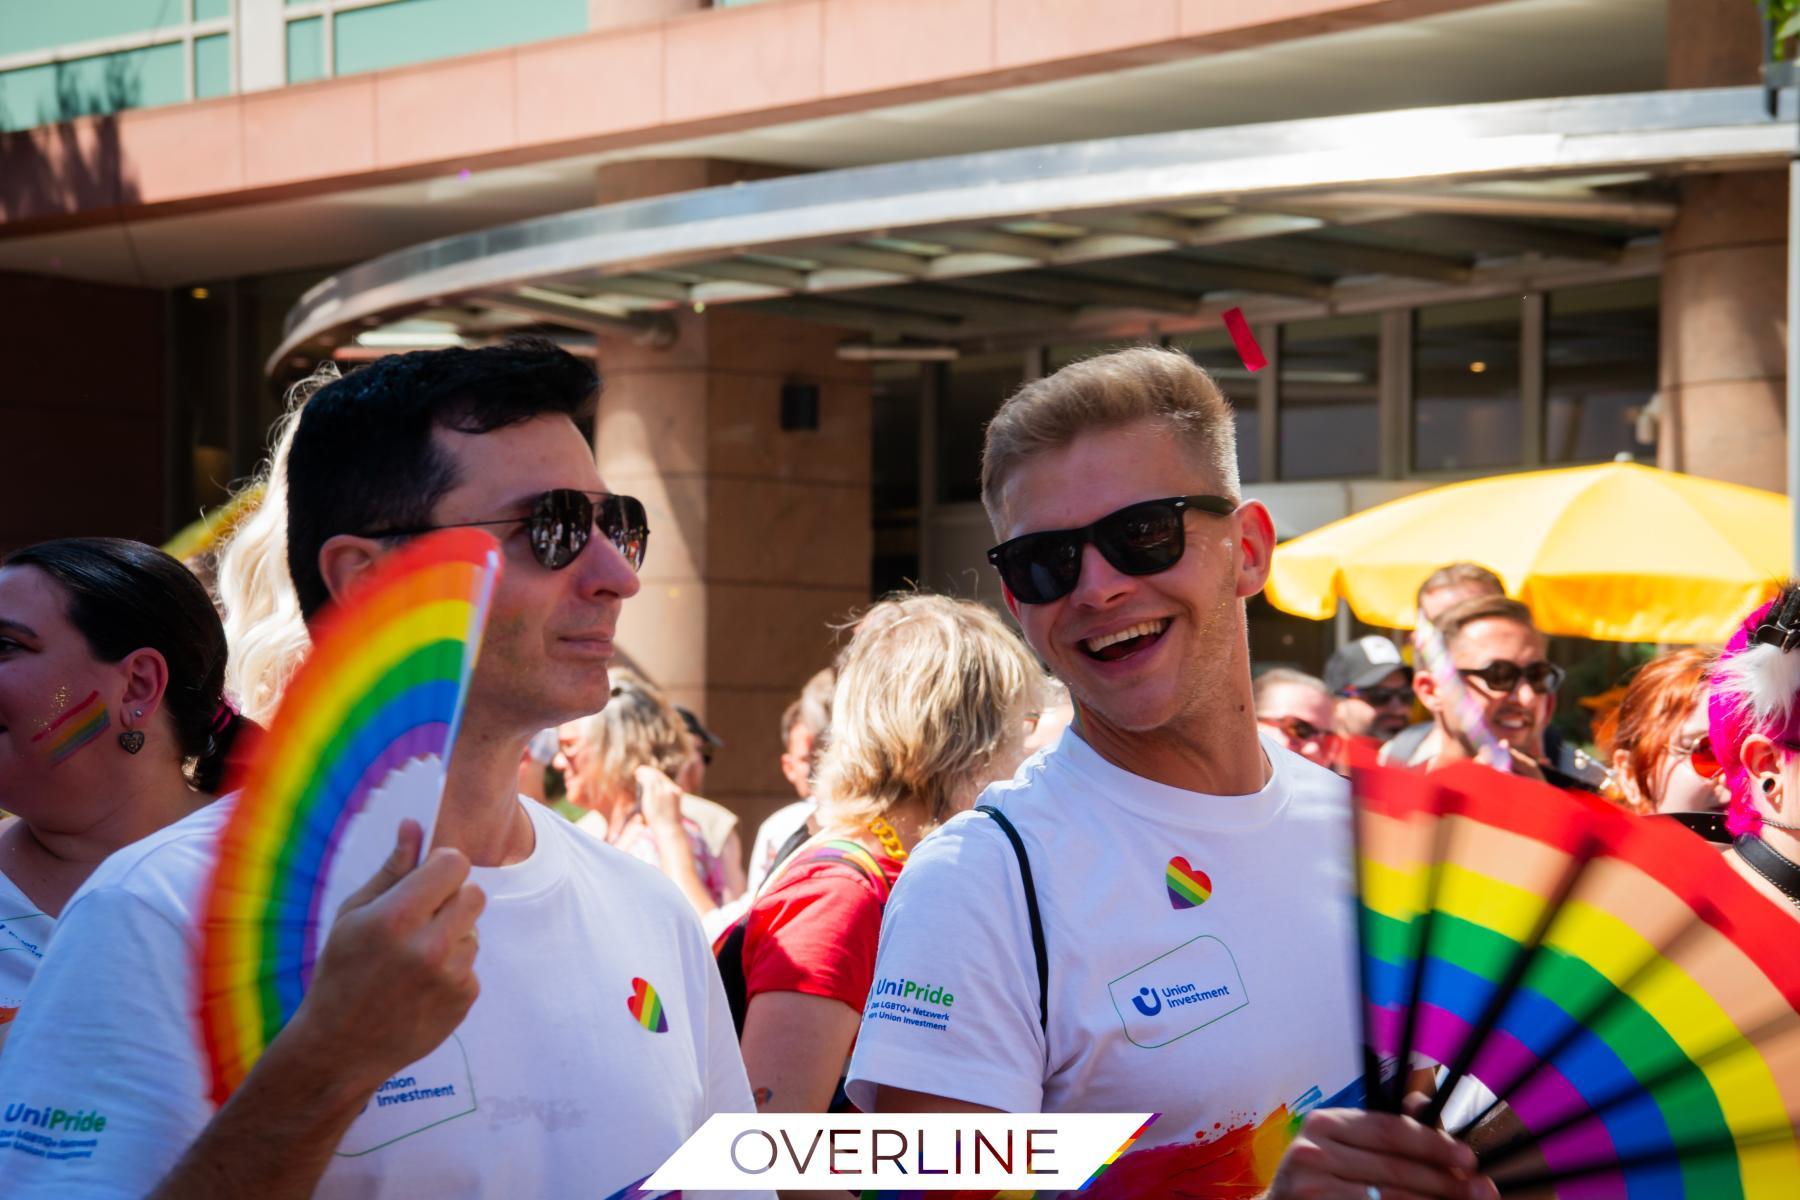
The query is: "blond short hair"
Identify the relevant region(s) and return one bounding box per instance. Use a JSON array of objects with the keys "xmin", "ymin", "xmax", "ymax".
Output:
[
  {"xmin": 814, "ymin": 594, "xmax": 1042, "ymax": 826},
  {"xmin": 980, "ymin": 345, "xmax": 1239, "ymax": 525},
  {"xmin": 569, "ymin": 669, "xmax": 695, "ymax": 794},
  {"xmin": 1435, "ymin": 595, "xmax": 1539, "ymax": 652}
]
